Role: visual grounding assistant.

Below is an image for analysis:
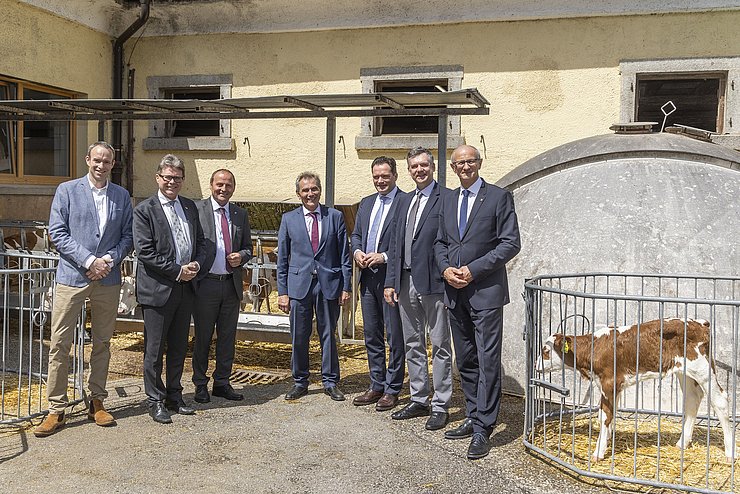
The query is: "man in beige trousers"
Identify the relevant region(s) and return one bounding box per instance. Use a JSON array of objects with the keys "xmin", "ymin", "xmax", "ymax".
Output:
[{"xmin": 34, "ymin": 141, "xmax": 133, "ymax": 437}]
